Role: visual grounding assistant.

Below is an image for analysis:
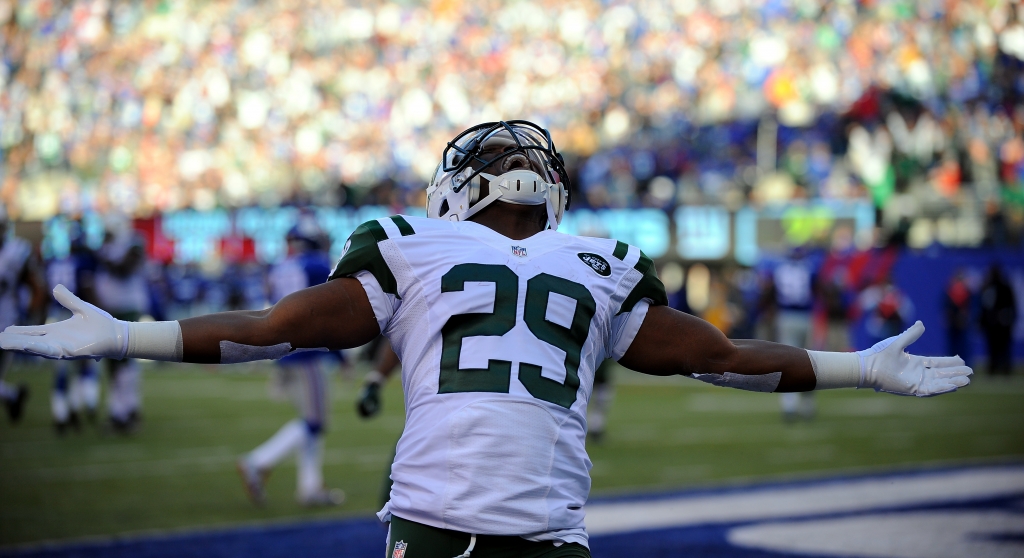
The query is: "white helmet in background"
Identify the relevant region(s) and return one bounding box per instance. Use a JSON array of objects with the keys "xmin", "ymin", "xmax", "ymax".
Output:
[{"xmin": 425, "ymin": 120, "xmax": 571, "ymax": 231}]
